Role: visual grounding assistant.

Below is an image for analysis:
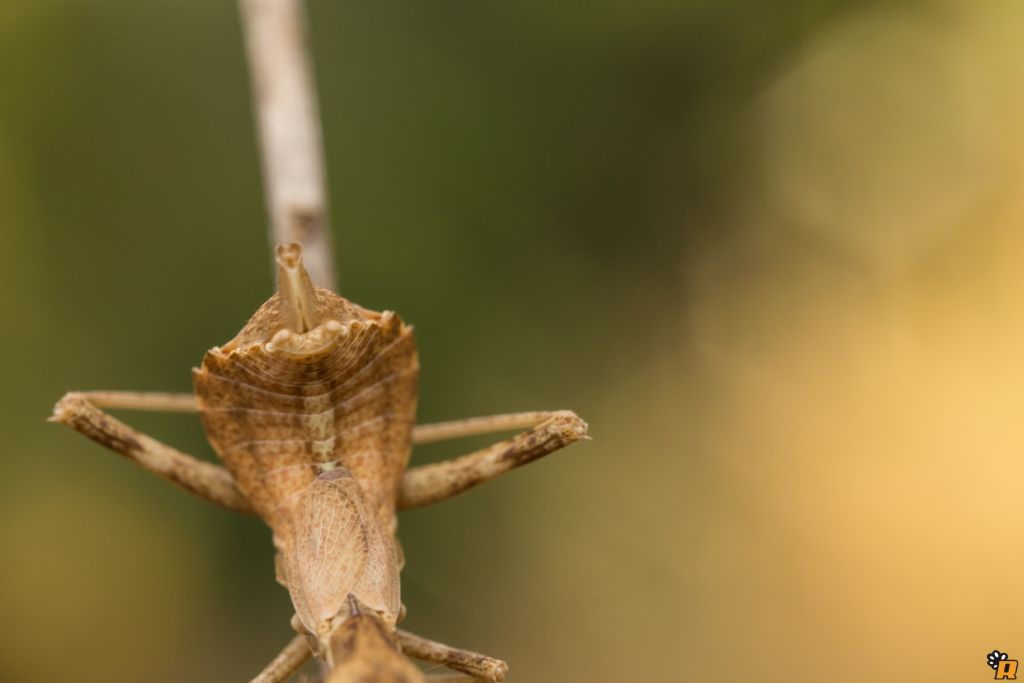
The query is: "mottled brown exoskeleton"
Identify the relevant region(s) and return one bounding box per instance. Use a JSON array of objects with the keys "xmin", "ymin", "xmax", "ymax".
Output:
[{"xmin": 51, "ymin": 244, "xmax": 588, "ymax": 683}]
